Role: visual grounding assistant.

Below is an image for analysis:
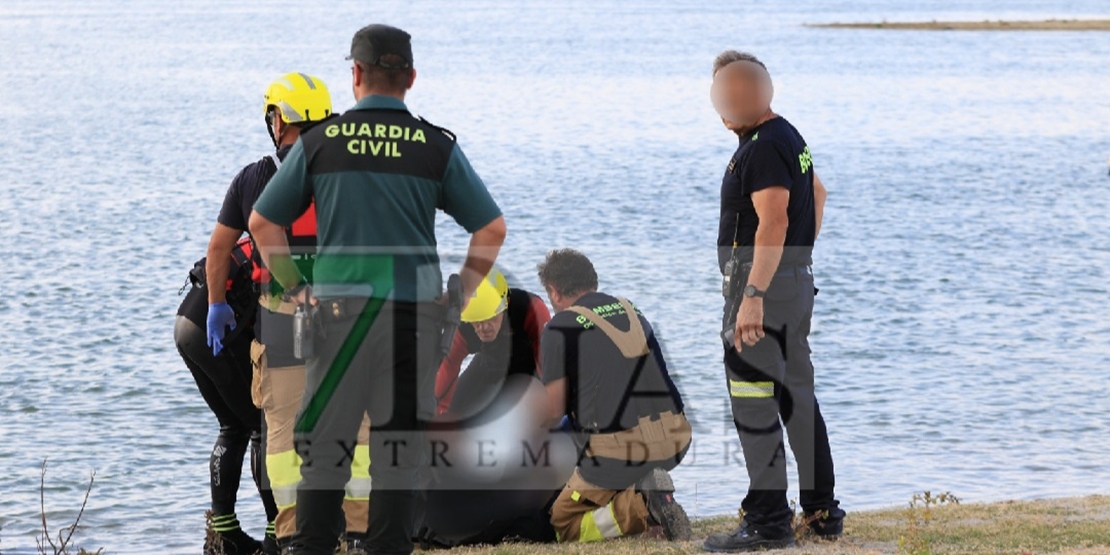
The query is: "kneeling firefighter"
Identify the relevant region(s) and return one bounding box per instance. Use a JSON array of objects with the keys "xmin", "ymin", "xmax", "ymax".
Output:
[
  {"xmin": 537, "ymin": 248, "xmax": 694, "ymax": 543},
  {"xmin": 434, "ymin": 269, "xmax": 551, "ymax": 416}
]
